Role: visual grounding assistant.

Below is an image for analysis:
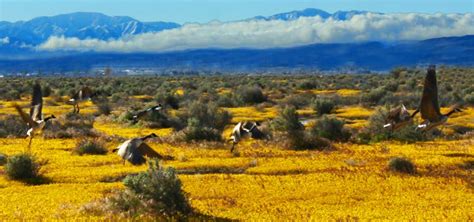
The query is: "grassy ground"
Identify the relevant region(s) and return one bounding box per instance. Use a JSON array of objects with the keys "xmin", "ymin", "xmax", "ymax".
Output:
[{"xmin": 0, "ymin": 97, "xmax": 472, "ymax": 220}]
